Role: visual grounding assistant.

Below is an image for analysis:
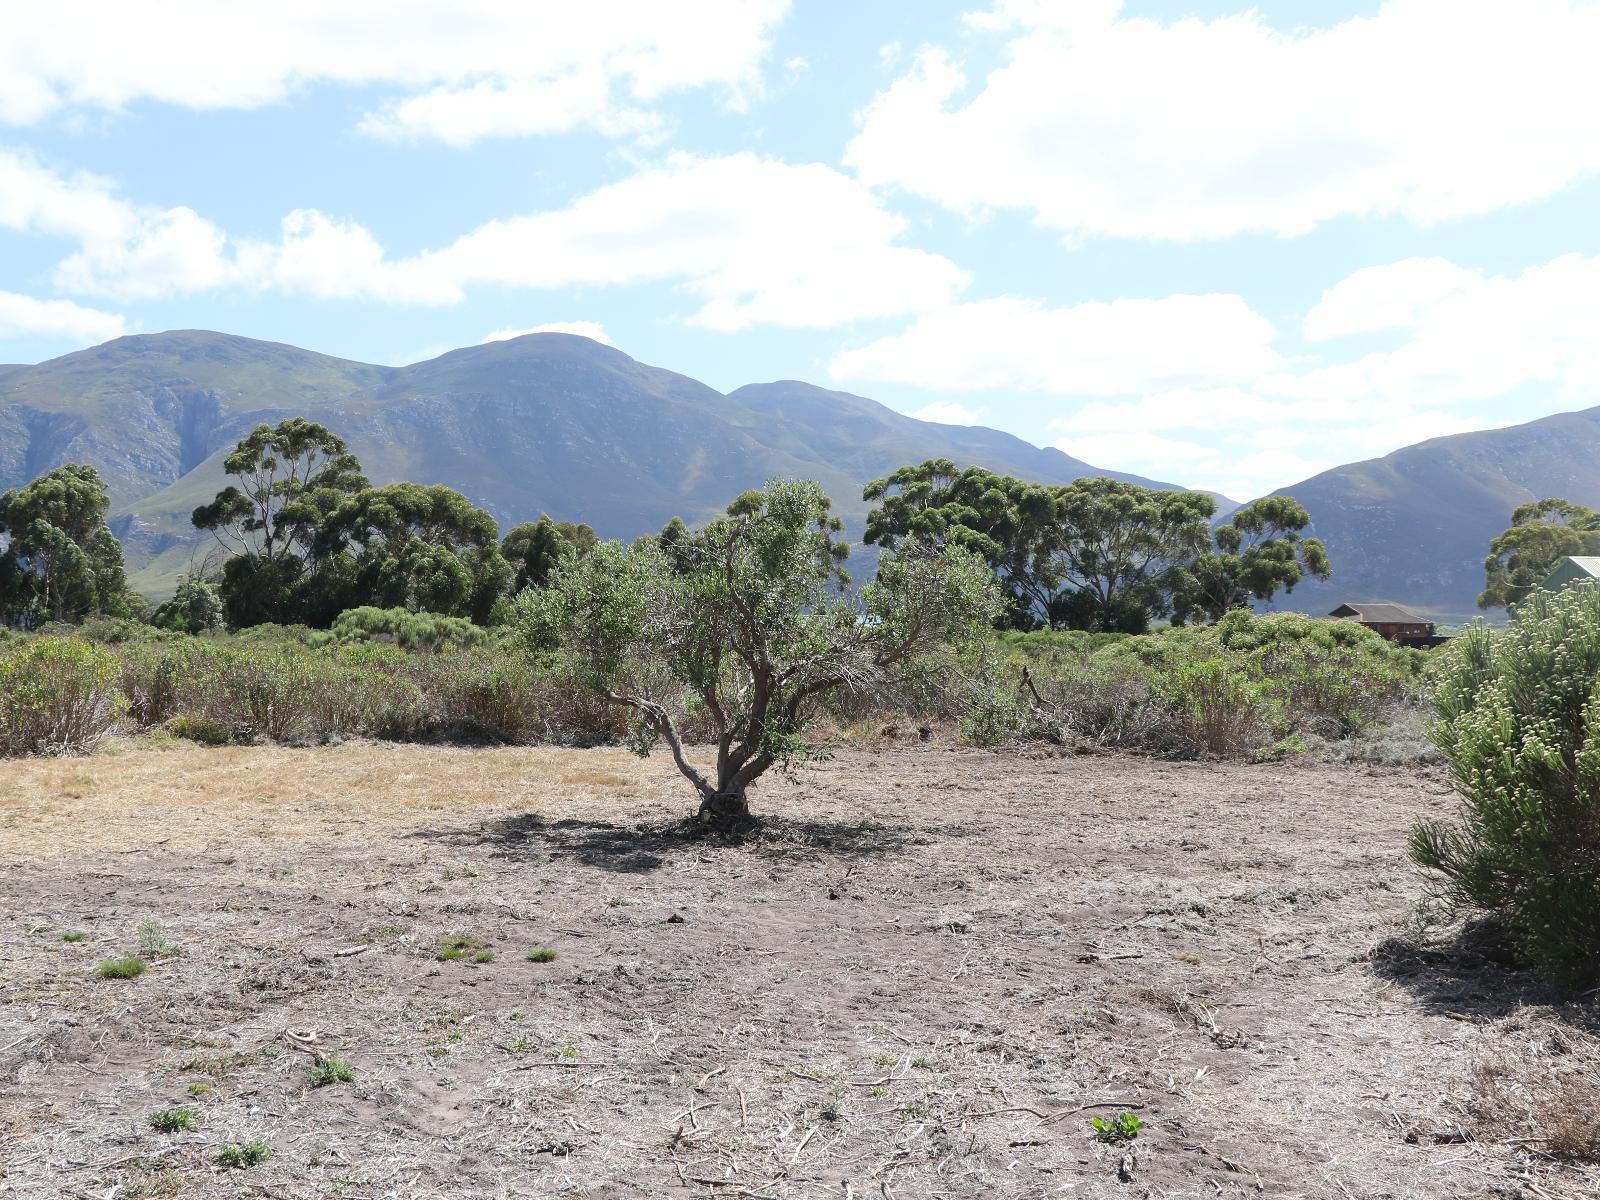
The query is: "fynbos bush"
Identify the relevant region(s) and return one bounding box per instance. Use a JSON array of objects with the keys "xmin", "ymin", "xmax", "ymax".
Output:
[
  {"xmin": 0, "ymin": 637, "xmax": 127, "ymax": 754},
  {"xmin": 1410, "ymin": 586, "xmax": 1600, "ymax": 988}
]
